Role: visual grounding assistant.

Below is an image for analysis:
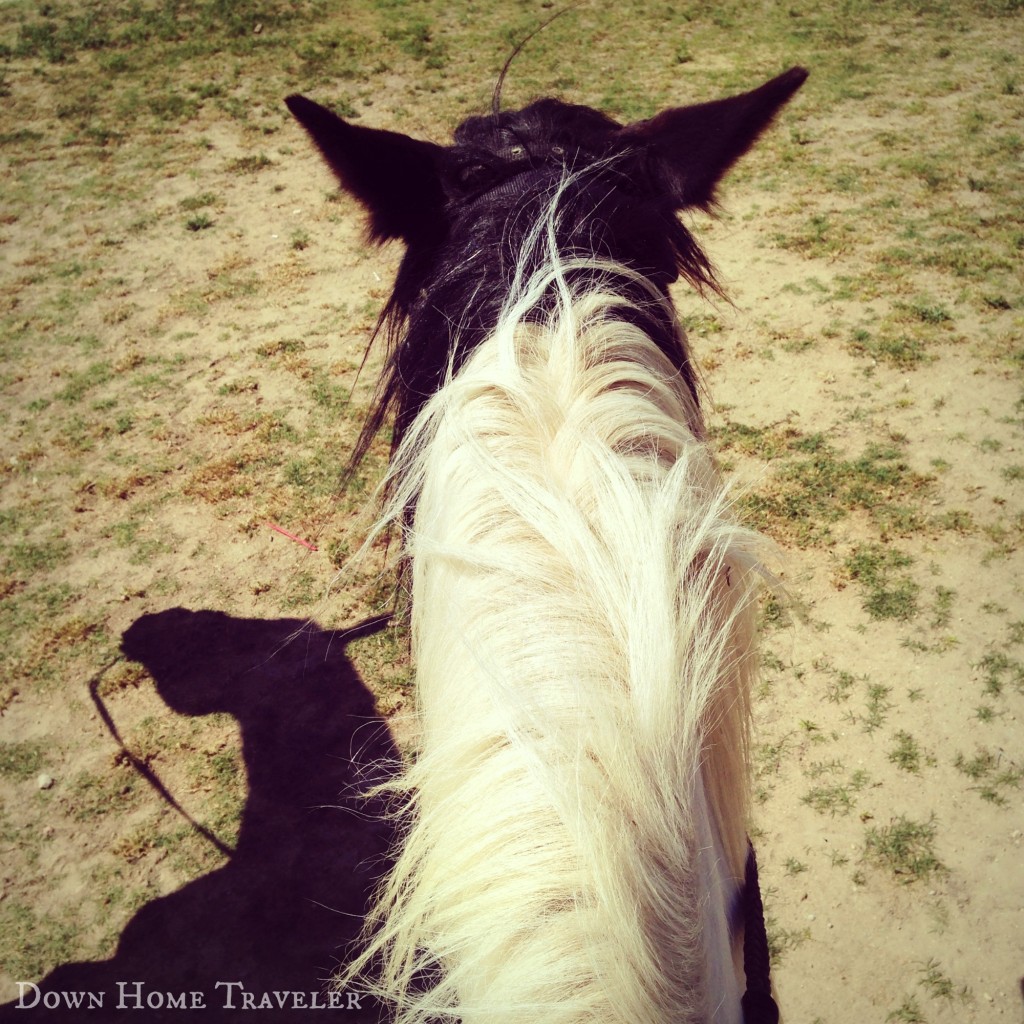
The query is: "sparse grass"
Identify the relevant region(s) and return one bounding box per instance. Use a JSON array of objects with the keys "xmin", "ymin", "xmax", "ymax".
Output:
[
  {"xmin": 888, "ymin": 731, "xmax": 924, "ymax": 773},
  {"xmin": 227, "ymin": 154, "xmax": 273, "ymax": 174},
  {"xmin": 776, "ymin": 212, "xmax": 851, "ymax": 260},
  {"xmin": 822, "ymin": 665, "xmax": 857, "ymax": 704},
  {"xmin": 0, "ymin": 901, "xmax": 81, "ymax": 981},
  {"xmin": 0, "ymin": 740, "xmax": 47, "ymax": 781},
  {"xmin": 886, "ymin": 996, "xmax": 926, "ymax": 1023},
  {"xmin": 64, "ymin": 767, "xmax": 142, "ymax": 822},
  {"xmin": 950, "ymin": 747, "xmax": 1023, "ymax": 804},
  {"xmin": 179, "ymin": 192, "xmax": 219, "ymax": 212},
  {"xmin": 899, "ymin": 299, "xmax": 952, "ymax": 325},
  {"xmin": 765, "ymin": 910, "xmax": 811, "ymax": 968},
  {"xmin": 929, "ymin": 586, "xmax": 955, "ymax": 628},
  {"xmin": 848, "ymin": 329, "xmax": 930, "ymax": 368},
  {"xmin": 3, "ymin": 539, "xmax": 73, "ymax": 575},
  {"xmin": 865, "ymin": 816, "xmax": 942, "ymax": 882},
  {"xmin": 861, "ymin": 683, "xmax": 895, "ymax": 733},
  {"xmin": 754, "ymin": 734, "xmax": 791, "ymax": 783},
  {"xmin": 346, "ymin": 620, "xmax": 414, "ymax": 715},
  {"xmin": 918, "ymin": 958, "xmax": 971, "ymax": 1003},
  {"xmin": 729, "ymin": 432, "xmax": 934, "ymax": 546},
  {"xmin": 185, "ymin": 212, "xmax": 214, "ymax": 231},
  {"xmin": 803, "ymin": 769, "xmax": 870, "ymax": 816},
  {"xmin": 55, "ymin": 362, "xmax": 113, "ymax": 404},
  {"xmin": 844, "ymin": 545, "xmax": 920, "ymax": 621}
]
